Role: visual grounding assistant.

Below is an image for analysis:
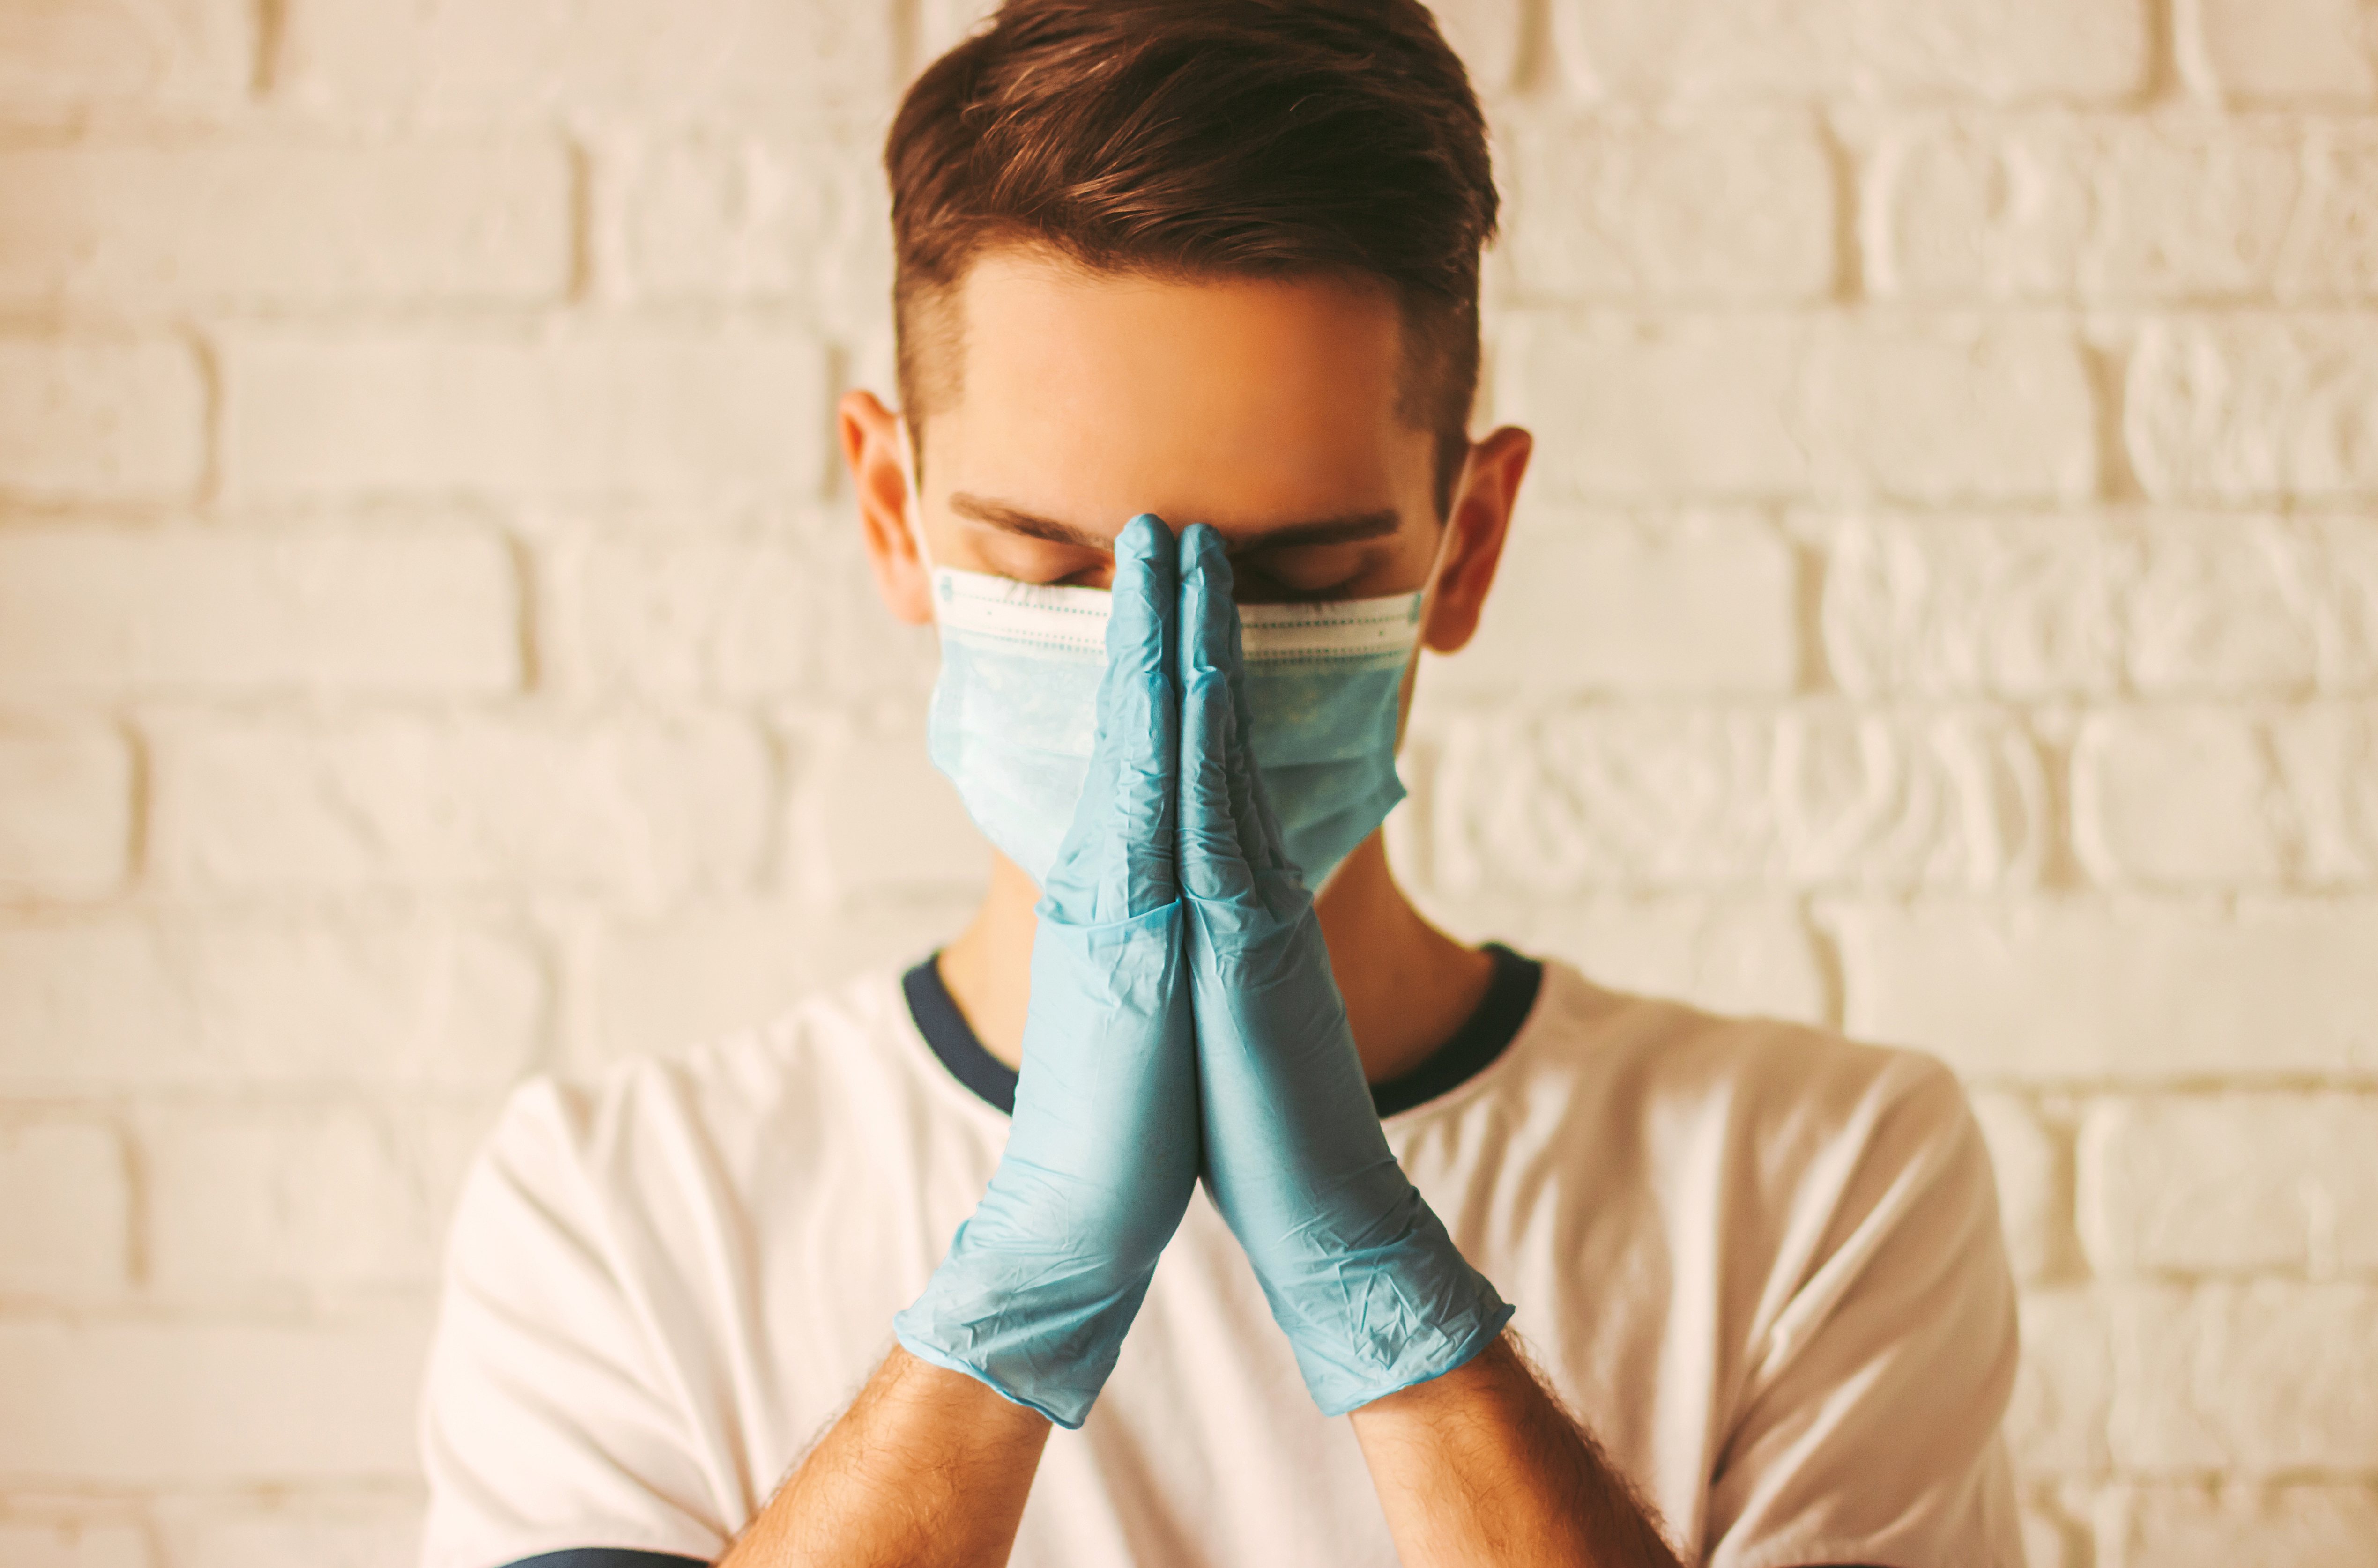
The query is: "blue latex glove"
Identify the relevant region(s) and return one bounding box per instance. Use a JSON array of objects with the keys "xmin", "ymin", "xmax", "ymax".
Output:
[
  {"xmin": 1176, "ymin": 523, "xmax": 1513, "ymax": 1416},
  {"xmin": 893, "ymin": 516, "xmax": 1198, "ymax": 1428}
]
